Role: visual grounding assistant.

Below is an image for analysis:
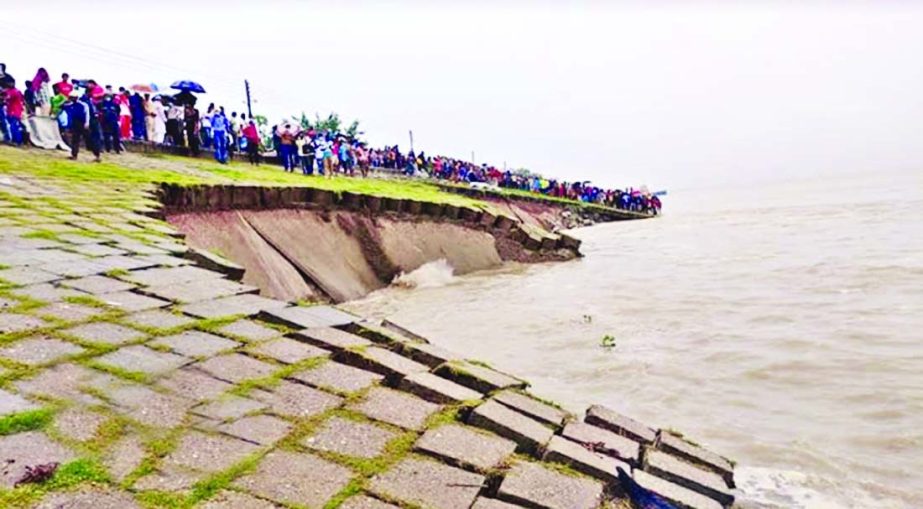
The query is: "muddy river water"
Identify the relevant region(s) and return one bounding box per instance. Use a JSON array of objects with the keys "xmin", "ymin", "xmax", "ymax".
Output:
[{"xmin": 346, "ymin": 169, "xmax": 923, "ymax": 508}]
